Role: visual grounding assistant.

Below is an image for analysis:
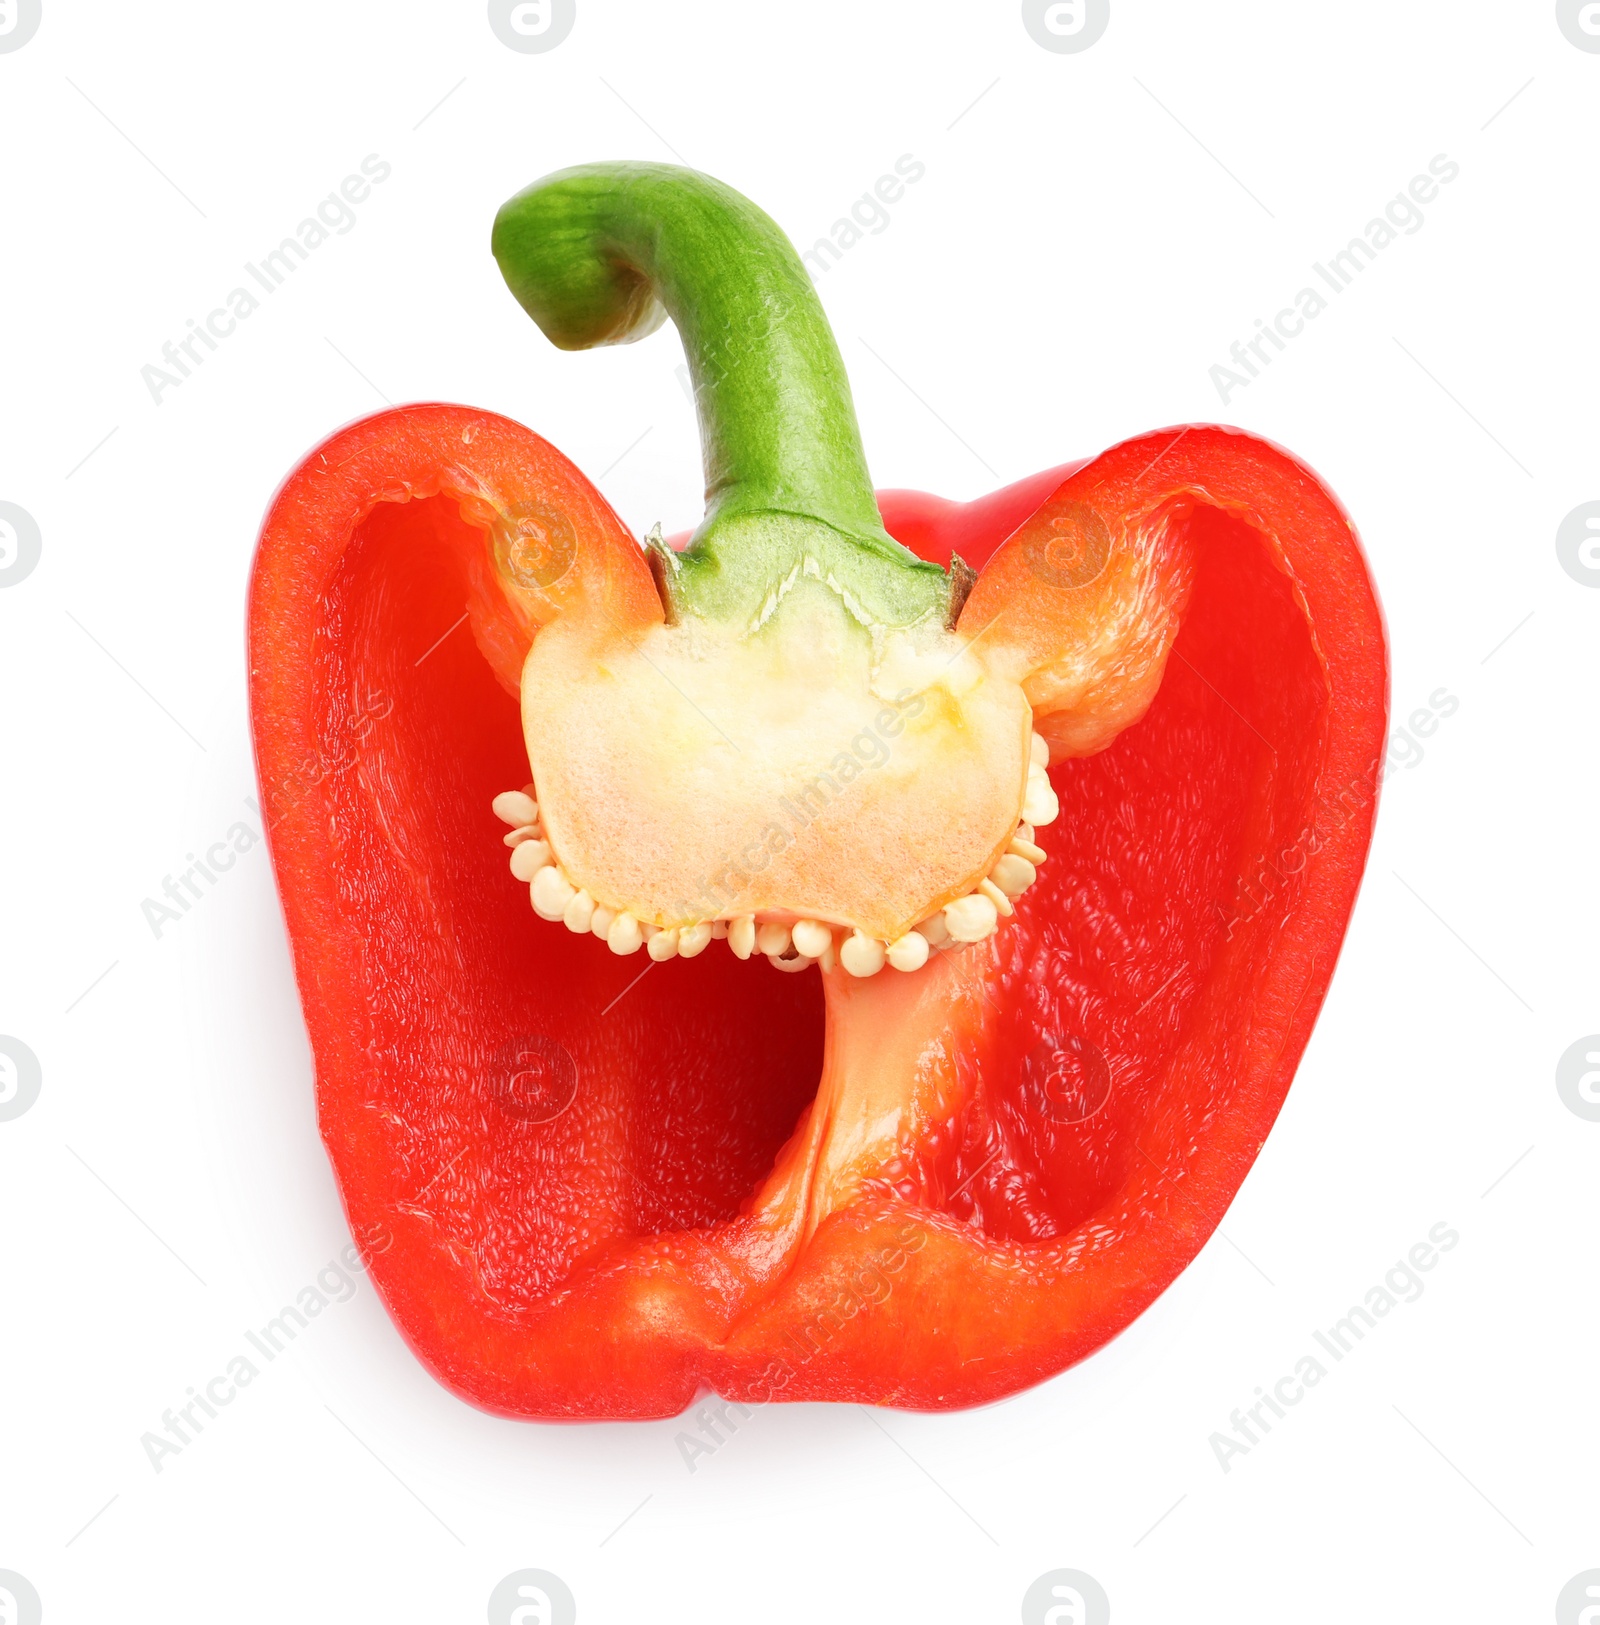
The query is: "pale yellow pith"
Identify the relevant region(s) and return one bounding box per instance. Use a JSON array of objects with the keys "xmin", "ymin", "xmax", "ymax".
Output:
[{"xmin": 519, "ymin": 580, "xmax": 1035, "ymax": 944}]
